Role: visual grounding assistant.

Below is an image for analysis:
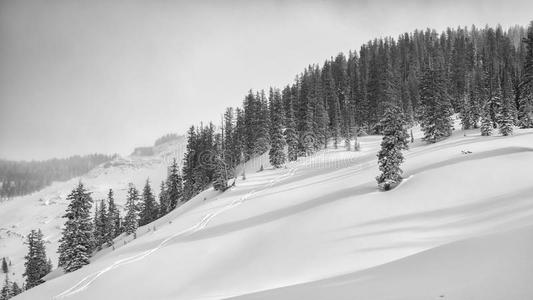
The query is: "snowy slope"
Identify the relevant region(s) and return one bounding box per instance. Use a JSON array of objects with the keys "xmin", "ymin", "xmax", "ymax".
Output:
[
  {"xmin": 11, "ymin": 124, "xmax": 533, "ymax": 300},
  {"xmin": 0, "ymin": 138, "xmax": 187, "ymax": 284}
]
